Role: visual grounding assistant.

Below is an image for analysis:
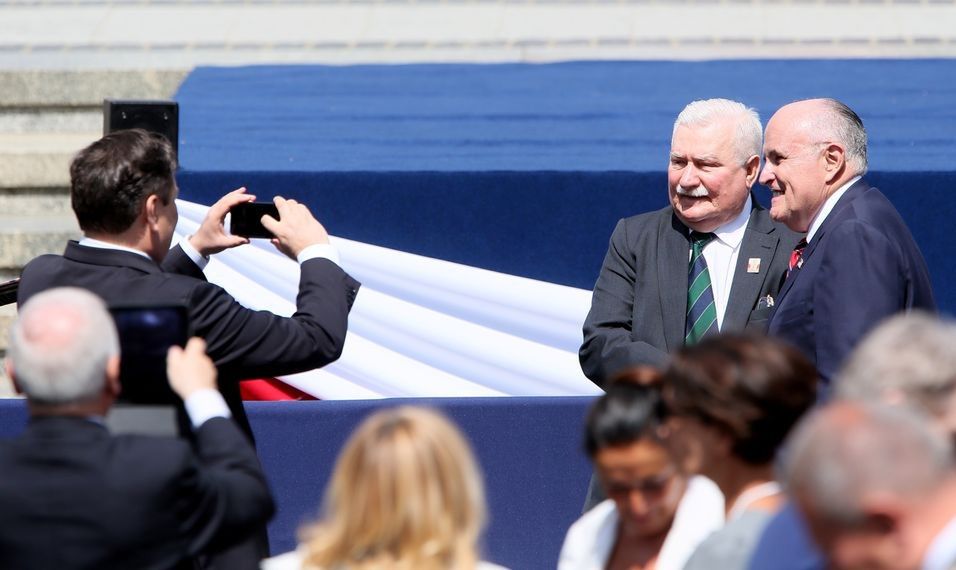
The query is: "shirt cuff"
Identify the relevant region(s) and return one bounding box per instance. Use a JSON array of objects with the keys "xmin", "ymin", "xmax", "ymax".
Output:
[
  {"xmin": 297, "ymin": 243, "xmax": 341, "ymax": 266},
  {"xmin": 180, "ymin": 237, "xmax": 210, "ymax": 270},
  {"xmin": 184, "ymin": 389, "xmax": 231, "ymax": 429}
]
